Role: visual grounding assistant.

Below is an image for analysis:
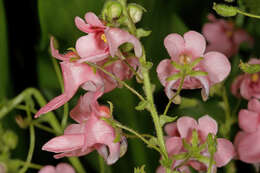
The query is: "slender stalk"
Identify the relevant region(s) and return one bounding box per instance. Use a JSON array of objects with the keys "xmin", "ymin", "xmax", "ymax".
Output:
[
  {"xmin": 221, "ymin": 87, "xmax": 233, "ymax": 138},
  {"xmin": 51, "ymin": 57, "xmax": 69, "ymax": 129},
  {"xmin": 68, "ymin": 157, "xmax": 86, "ymax": 173},
  {"xmin": 124, "ymin": 133, "xmax": 154, "ymax": 139},
  {"xmin": 17, "ymin": 160, "xmax": 43, "ymax": 170},
  {"xmin": 123, "ymin": 59, "xmax": 143, "ymax": 82},
  {"xmin": 16, "ymin": 104, "xmax": 37, "ymax": 114},
  {"xmin": 236, "ymin": 8, "xmax": 260, "ymax": 19},
  {"xmin": 32, "ymin": 122, "xmax": 56, "ymax": 134},
  {"xmin": 114, "ymin": 122, "xmax": 162, "ymax": 154},
  {"xmin": 163, "ymin": 75, "xmax": 185, "ymax": 116},
  {"xmin": 85, "ymin": 62, "xmax": 145, "ymax": 101},
  {"xmin": 99, "ymin": 156, "xmax": 105, "ymax": 173}
]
